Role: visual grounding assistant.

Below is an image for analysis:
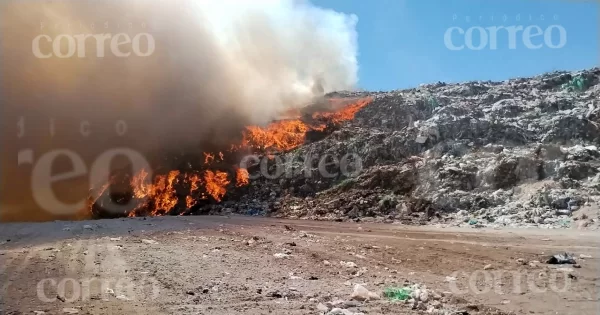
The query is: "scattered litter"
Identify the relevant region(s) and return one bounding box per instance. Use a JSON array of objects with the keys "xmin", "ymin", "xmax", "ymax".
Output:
[
  {"xmin": 273, "ymin": 253, "xmax": 290, "ymax": 258},
  {"xmin": 141, "ymin": 239, "xmax": 158, "ymax": 245},
  {"xmin": 528, "ymin": 260, "xmax": 540, "ymax": 267},
  {"xmin": 340, "ymin": 261, "xmax": 358, "ymax": 268},
  {"xmin": 547, "ymin": 253, "xmax": 576, "ymax": 264},
  {"xmin": 62, "ymin": 308, "xmax": 79, "ymax": 314},
  {"xmin": 483, "ymin": 264, "xmax": 493, "ymax": 270},
  {"xmin": 34, "ymin": 311, "xmax": 46, "ymax": 315},
  {"xmin": 116, "ymin": 294, "xmax": 132, "ymax": 301},
  {"xmin": 383, "ymin": 286, "xmax": 413, "ymax": 301},
  {"xmin": 109, "ymin": 237, "xmax": 122, "ymax": 241},
  {"xmin": 579, "ymin": 254, "xmax": 592, "ymax": 259},
  {"xmin": 317, "ymin": 303, "xmax": 329, "ymax": 312},
  {"xmin": 327, "ymin": 308, "xmax": 353, "ymax": 315},
  {"xmin": 83, "ymin": 225, "xmax": 93, "ymax": 230},
  {"xmin": 350, "ymin": 284, "xmax": 380, "ymax": 301},
  {"xmin": 289, "ymin": 272, "xmax": 302, "ymax": 280},
  {"xmin": 445, "ymin": 276, "xmax": 457, "ymax": 282}
]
